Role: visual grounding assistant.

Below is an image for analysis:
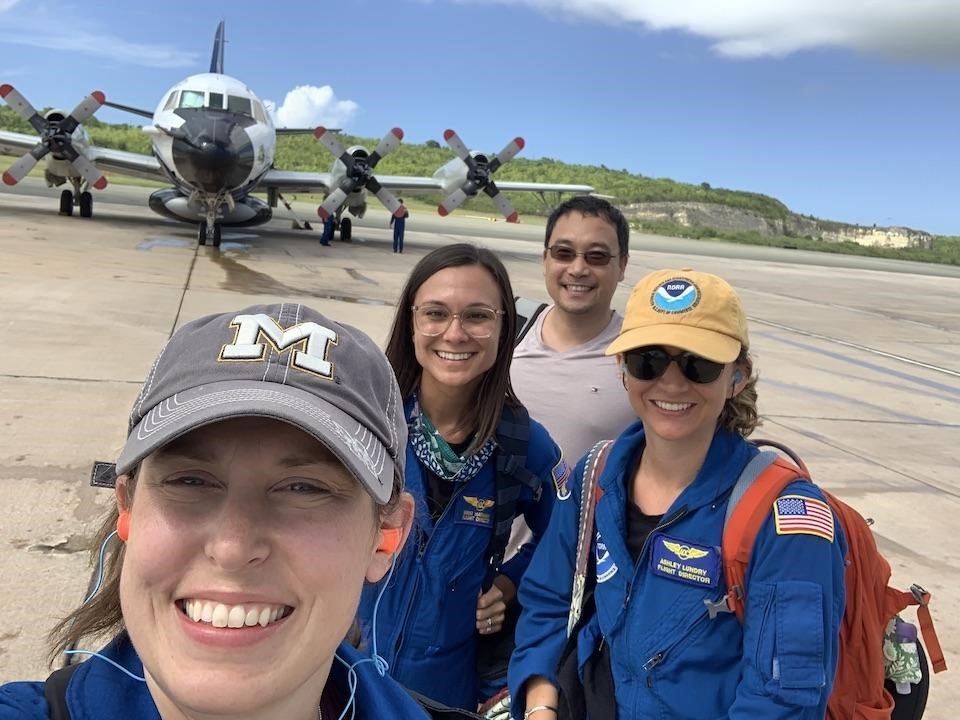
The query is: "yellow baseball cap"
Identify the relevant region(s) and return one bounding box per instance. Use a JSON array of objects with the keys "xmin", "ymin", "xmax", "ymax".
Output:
[{"xmin": 605, "ymin": 269, "xmax": 749, "ymax": 362}]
